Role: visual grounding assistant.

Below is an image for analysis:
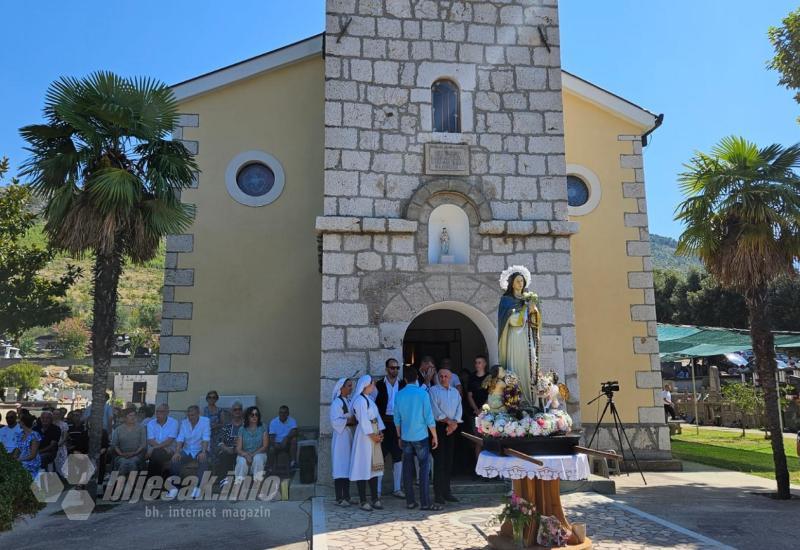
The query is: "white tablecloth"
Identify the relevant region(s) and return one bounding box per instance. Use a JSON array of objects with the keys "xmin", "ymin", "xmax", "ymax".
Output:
[{"xmin": 475, "ymin": 451, "xmax": 590, "ymax": 481}]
